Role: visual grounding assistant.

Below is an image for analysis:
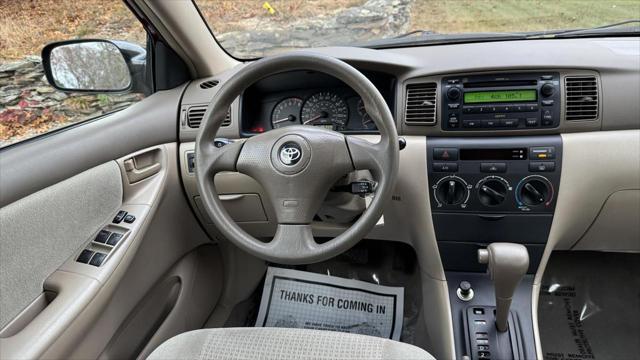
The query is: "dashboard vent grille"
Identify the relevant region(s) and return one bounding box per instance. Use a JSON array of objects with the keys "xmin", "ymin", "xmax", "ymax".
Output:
[
  {"xmin": 187, "ymin": 106, "xmax": 231, "ymax": 128},
  {"xmin": 565, "ymin": 76, "xmax": 599, "ymax": 121},
  {"xmin": 405, "ymin": 82, "xmax": 437, "ymax": 125},
  {"xmin": 200, "ymin": 80, "xmax": 219, "ymax": 89}
]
